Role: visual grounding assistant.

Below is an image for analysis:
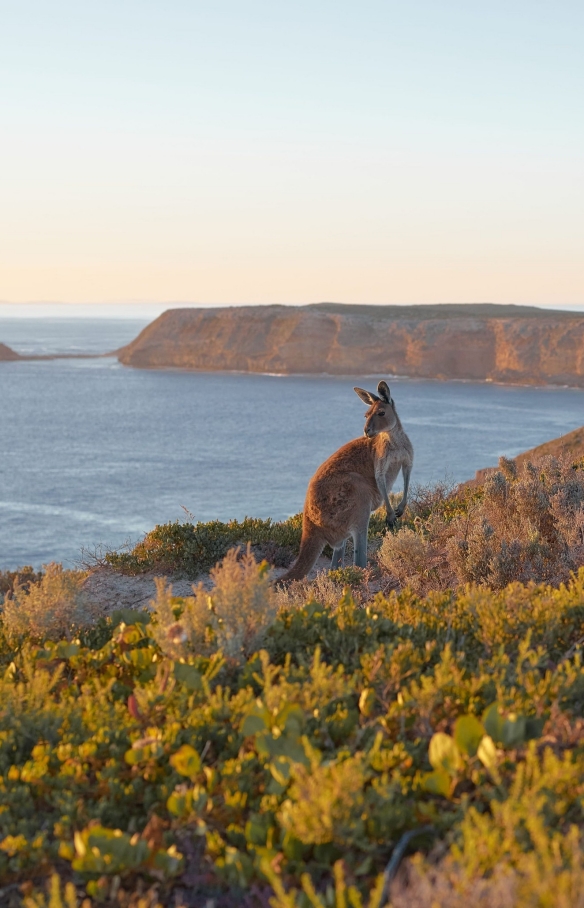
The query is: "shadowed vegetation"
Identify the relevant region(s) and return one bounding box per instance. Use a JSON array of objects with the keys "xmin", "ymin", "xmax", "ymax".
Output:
[{"xmin": 103, "ymin": 510, "xmax": 390, "ymax": 579}]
